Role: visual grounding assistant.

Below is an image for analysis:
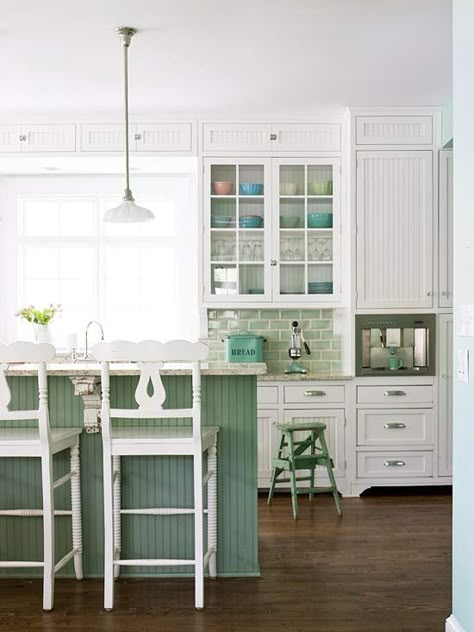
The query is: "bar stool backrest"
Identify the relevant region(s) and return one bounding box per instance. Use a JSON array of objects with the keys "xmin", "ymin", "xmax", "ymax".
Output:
[
  {"xmin": 93, "ymin": 340, "xmax": 209, "ymax": 447},
  {"xmin": 0, "ymin": 342, "xmax": 56, "ymax": 446}
]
